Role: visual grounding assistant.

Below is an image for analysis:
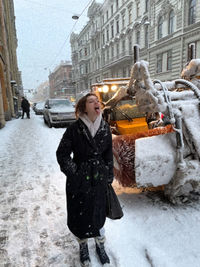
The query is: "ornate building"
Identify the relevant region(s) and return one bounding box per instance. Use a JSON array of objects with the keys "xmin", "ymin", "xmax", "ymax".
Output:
[
  {"xmin": 49, "ymin": 61, "xmax": 75, "ymax": 99},
  {"xmin": 70, "ymin": 0, "xmax": 200, "ymax": 93},
  {"xmin": 0, "ymin": 0, "xmax": 22, "ymax": 128}
]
